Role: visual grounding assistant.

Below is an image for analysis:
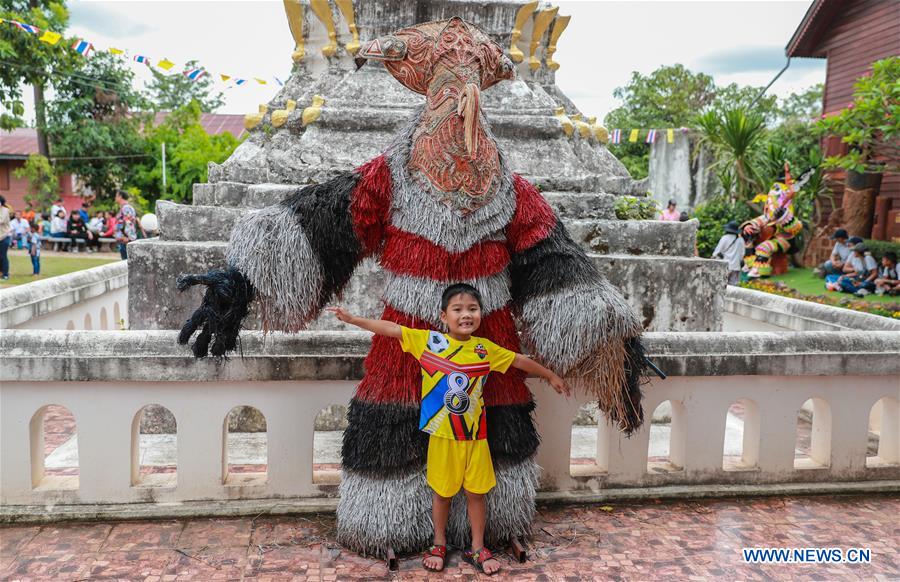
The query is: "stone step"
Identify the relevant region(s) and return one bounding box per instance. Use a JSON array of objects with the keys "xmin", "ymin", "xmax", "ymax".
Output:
[
  {"xmin": 128, "ymin": 239, "xmax": 724, "ymax": 334},
  {"xmin": 192, "ymin": 182, "xmax": 618, "ymax": 219},
  {"xmin": 158, "ymin": 201, "xmax": 695, "ymax": 256}
]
